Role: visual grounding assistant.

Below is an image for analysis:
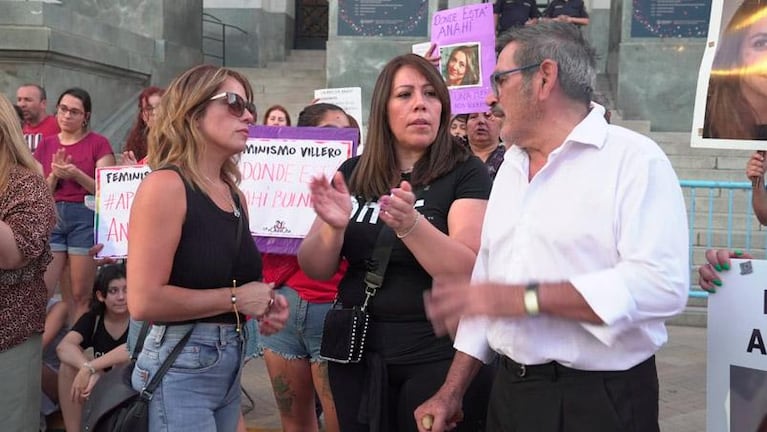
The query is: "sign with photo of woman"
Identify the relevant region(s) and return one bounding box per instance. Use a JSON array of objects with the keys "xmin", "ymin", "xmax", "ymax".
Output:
[
  {"xmin": 431, "ymin": 3, "xmax": 495, "ymax": 115},
  {"xmin": 692, "ymin": 0, "xmax": 767, "ymax": 149},
  {"xmin": 440, "ymin": 43, "xmax": 482, "ymax": 88}
]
